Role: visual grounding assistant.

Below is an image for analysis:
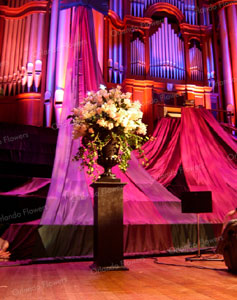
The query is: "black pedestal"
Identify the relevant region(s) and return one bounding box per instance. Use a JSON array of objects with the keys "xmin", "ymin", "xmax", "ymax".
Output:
[{"xmin": 90, "ymin": 177, "xmax": 128, "ymax": 271}]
